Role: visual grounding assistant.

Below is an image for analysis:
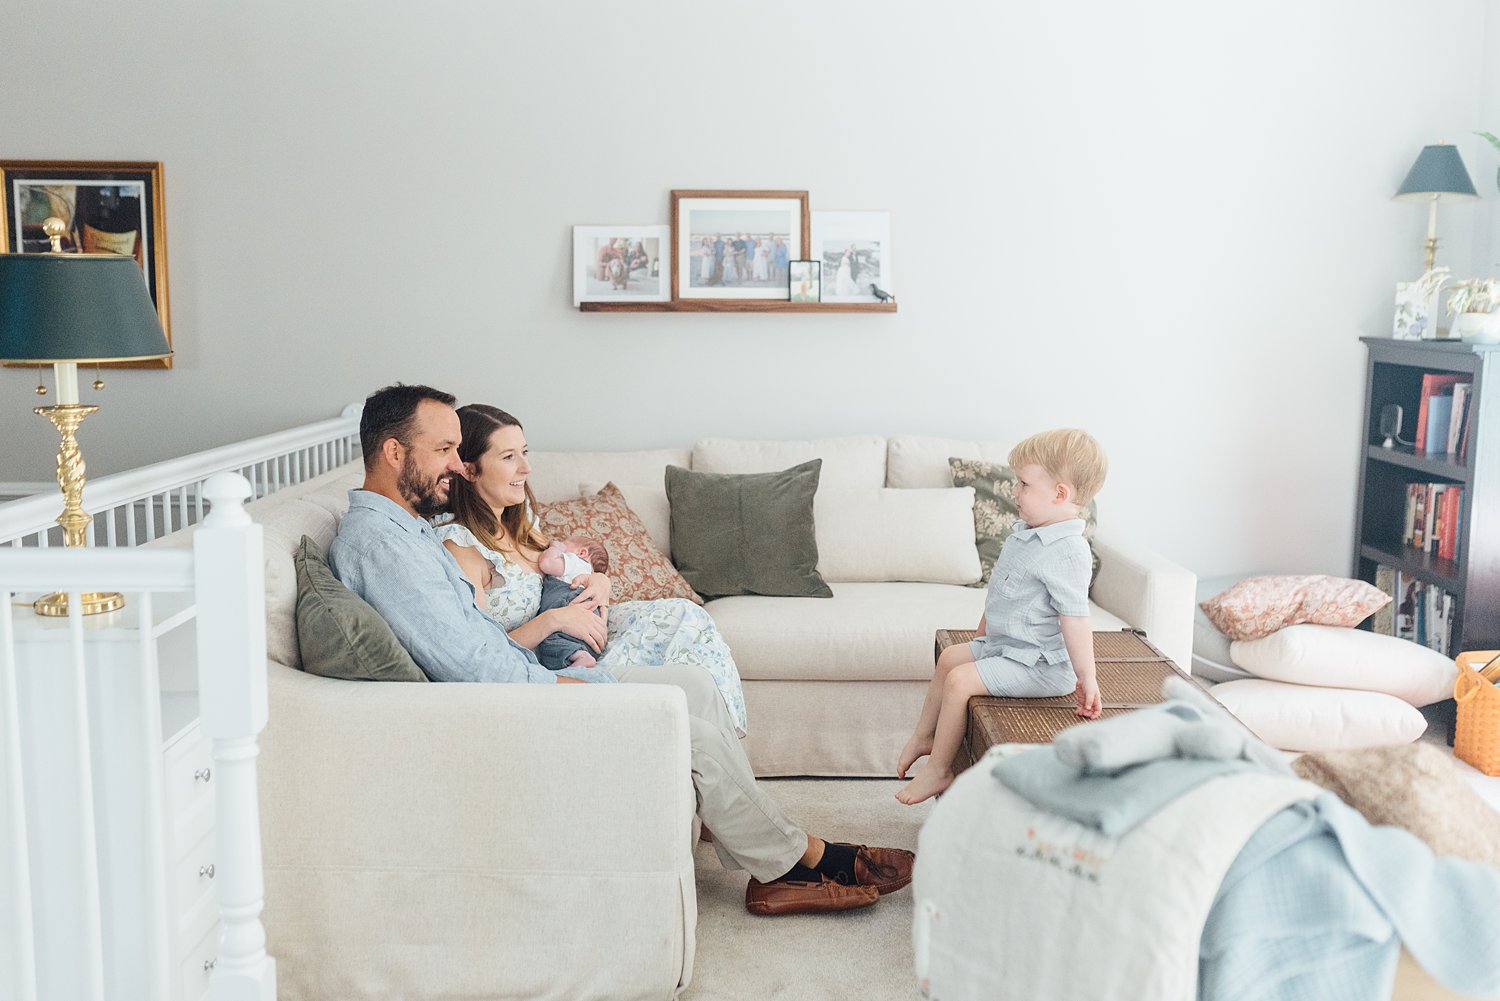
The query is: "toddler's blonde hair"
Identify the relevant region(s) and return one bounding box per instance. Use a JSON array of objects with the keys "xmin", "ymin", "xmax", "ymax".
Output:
[{"xmin": 1007, "ymin": 429, "xmax": 1108, "ymax": 508}]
